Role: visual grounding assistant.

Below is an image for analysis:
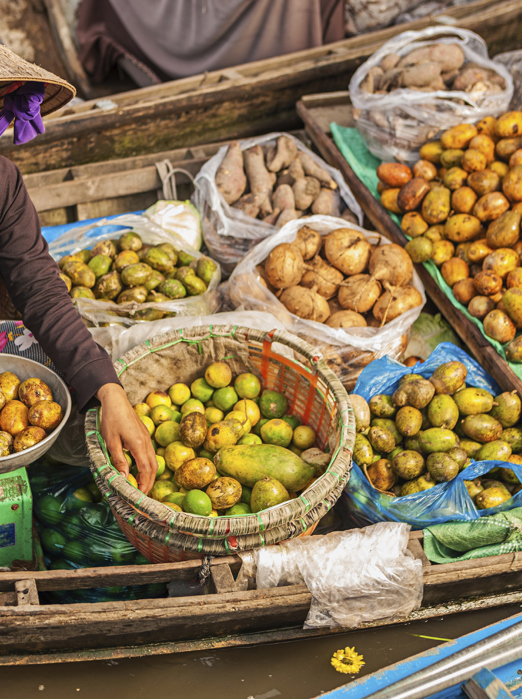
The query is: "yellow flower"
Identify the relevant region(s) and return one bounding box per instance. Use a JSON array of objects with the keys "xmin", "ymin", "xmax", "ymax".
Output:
[
  {"xmin": 331, "ymin": 646, "xmax": 365, "ymax": 674},
  {"xmin": 7, "ymin": 332, "xmax": 13, "ymax": 341}
]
